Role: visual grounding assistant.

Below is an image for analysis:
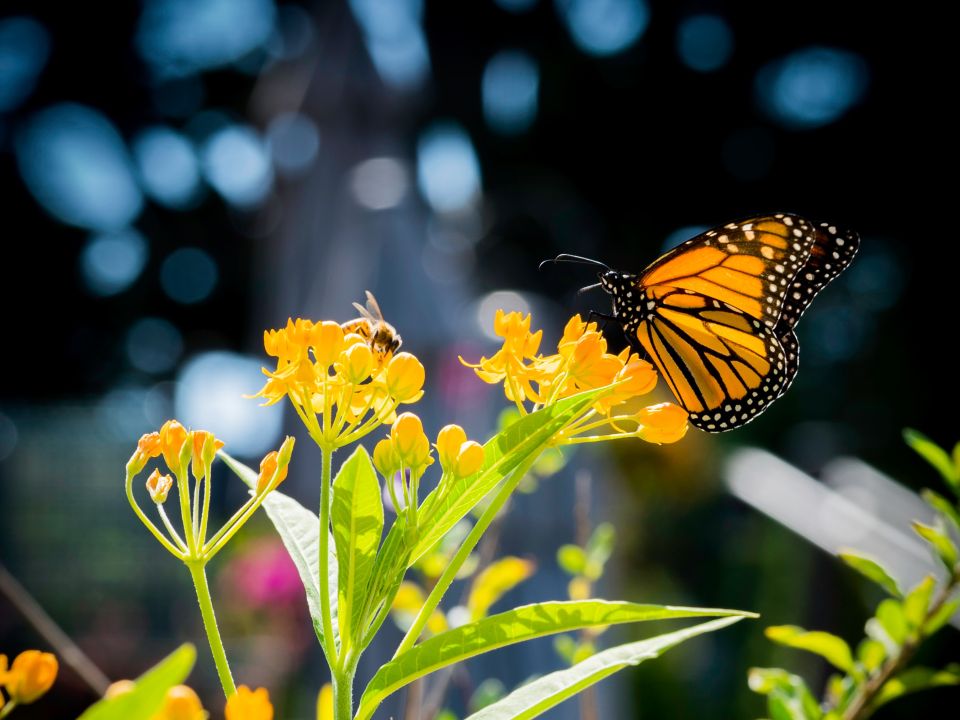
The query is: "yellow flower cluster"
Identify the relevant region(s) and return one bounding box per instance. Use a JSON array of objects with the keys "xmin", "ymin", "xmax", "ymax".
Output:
[
  {"xmin": 106, "ymin": 682, "xmax": 273, "ymax": 720},
  {"xmin": 126, "ymin": 420, "xmax": 295, "ymax": 561},
  {"xmin": 253, "ymin": 319, "xmax": 425, "ymax": 449},
  {"xmin": 1, "ymin": 650, "xmax": 57, "ymax": 709},
  {"xmin": 463, "ymin": 311, "xmax": 688, "ymax": 444}
]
